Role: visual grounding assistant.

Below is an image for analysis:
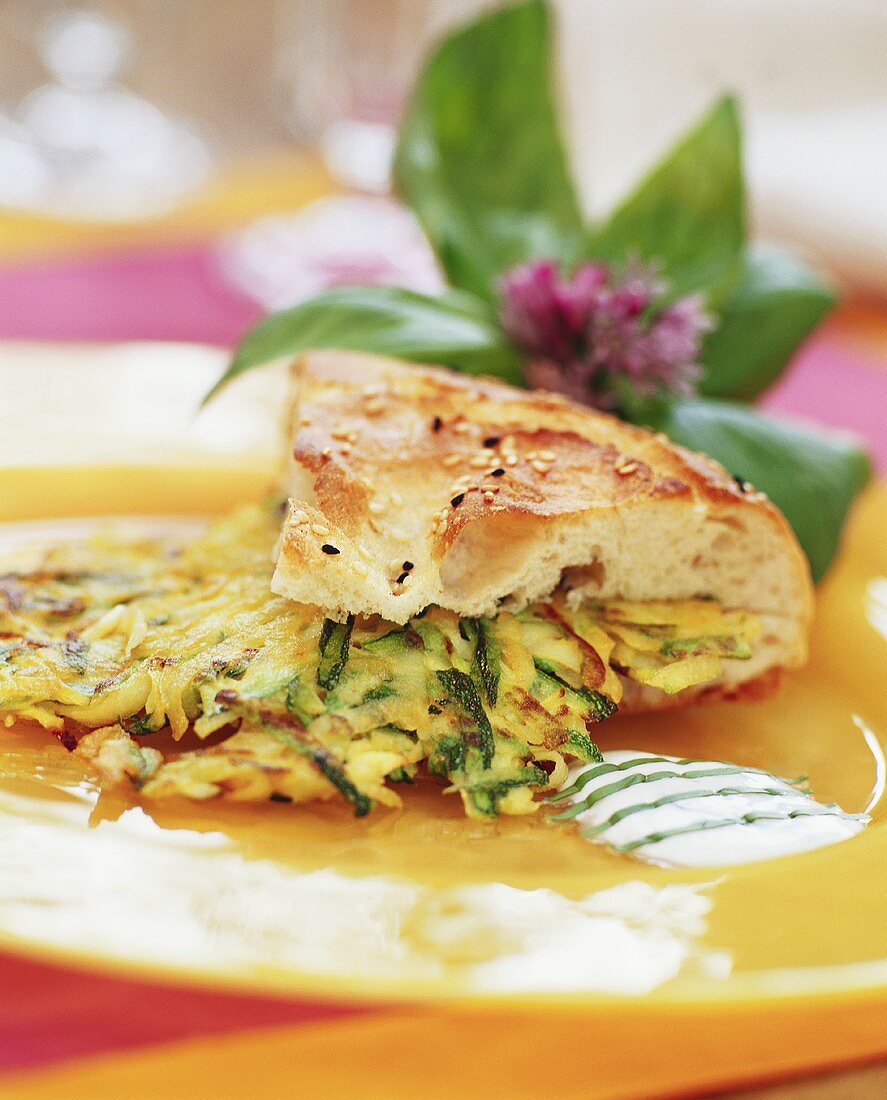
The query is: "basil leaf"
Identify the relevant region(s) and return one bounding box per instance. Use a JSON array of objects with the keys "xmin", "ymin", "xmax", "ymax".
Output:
[
  {"xmin": 588, "ymin": 96, "xmax": 745, "ymax": 303},
  {"xmin": 641, "ymin": 397, "xmax": 871, "ymax": 581},
  {"xmin": 393, "ymin": 0, "xmax": 583, "ymax": 302},
  {"xmin": 700, "ymin": 245, "xmax": 835, "ymax": 399},
  {"xmin": 205, "ymin": 285, "xmax": 524, "ymax": 402}
]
